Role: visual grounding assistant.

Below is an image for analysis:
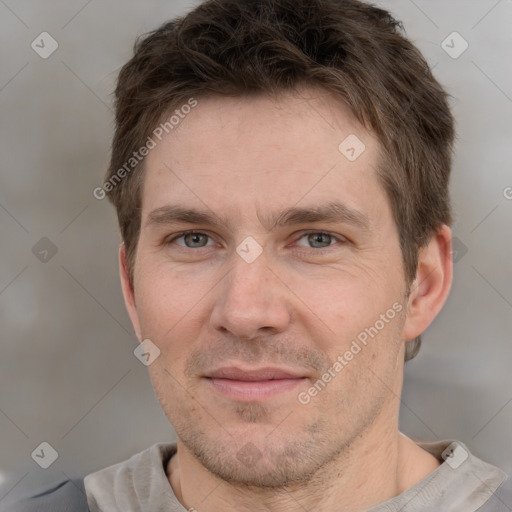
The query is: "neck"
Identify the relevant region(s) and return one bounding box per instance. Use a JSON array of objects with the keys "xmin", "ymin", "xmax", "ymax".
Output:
[{"xmin": 167, "ymin": 421, "xmax": 441, "ymax": 512}]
